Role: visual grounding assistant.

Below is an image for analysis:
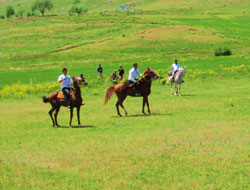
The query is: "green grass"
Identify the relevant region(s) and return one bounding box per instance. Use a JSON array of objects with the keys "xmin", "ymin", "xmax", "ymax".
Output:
[
  {"xmin": 0, "ymin": 0, "xmax": 250, "ymax": 189},
  {"xmin": 0, "ymin": 77, "xmax": 249, "ymax": 189}
]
